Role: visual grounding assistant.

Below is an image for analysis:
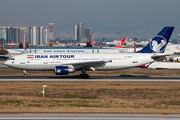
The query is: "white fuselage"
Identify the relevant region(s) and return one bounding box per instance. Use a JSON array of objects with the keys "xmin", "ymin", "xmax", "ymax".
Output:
[{"xmin": 4, "ymin": 53, "xmax": 155, "ymax": 71}]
